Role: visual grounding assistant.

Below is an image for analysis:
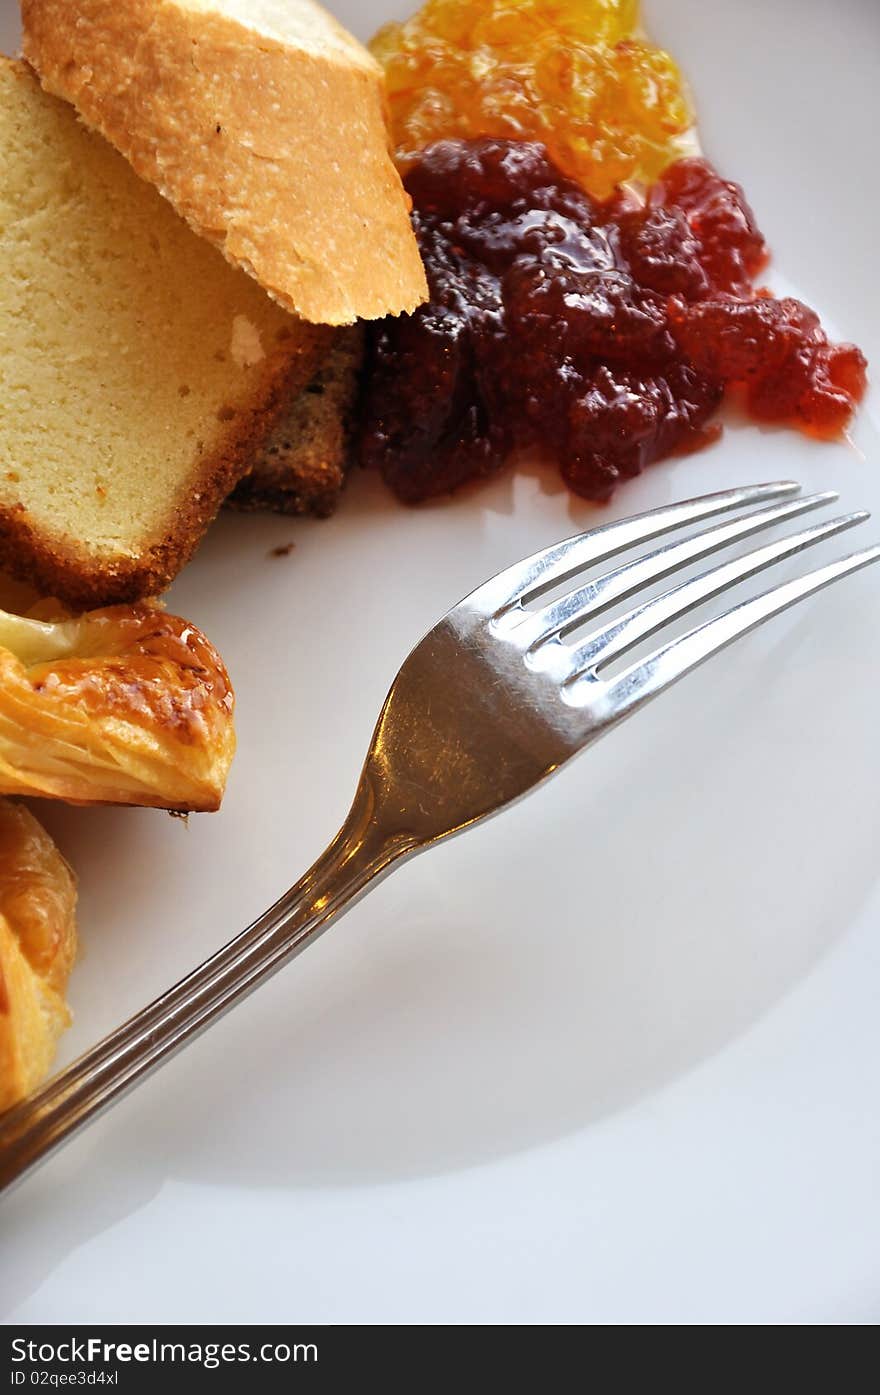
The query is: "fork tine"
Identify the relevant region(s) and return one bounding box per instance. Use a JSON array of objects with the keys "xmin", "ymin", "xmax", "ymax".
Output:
[
  {"xmin": 509, "ymin": 490, "xmax": 837, "ymax": 650},
  {"xmin": 469, "ymin": 481, "xmax": 801, "ymax": 617},
  {"xmin": 565, "ymin": 544, "xmax": 880, "ymax": 721},
  {"xmin": 563, "ymin": 510, "xmax": 868, "ymax": 677}
]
